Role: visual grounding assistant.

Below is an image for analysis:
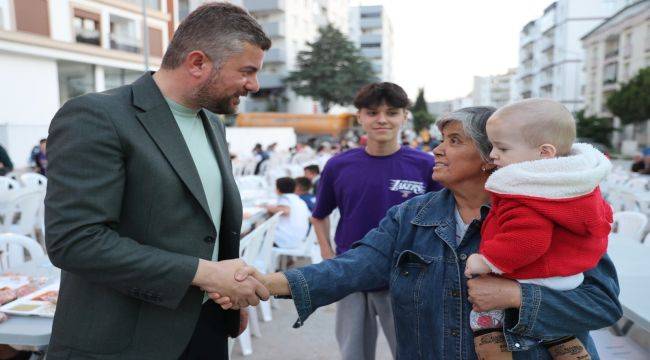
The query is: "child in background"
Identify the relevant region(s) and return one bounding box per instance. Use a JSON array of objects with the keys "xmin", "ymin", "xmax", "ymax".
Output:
[{"xmin": 465, "ymin": 99, "xmax": 613, "ymax": 360}]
